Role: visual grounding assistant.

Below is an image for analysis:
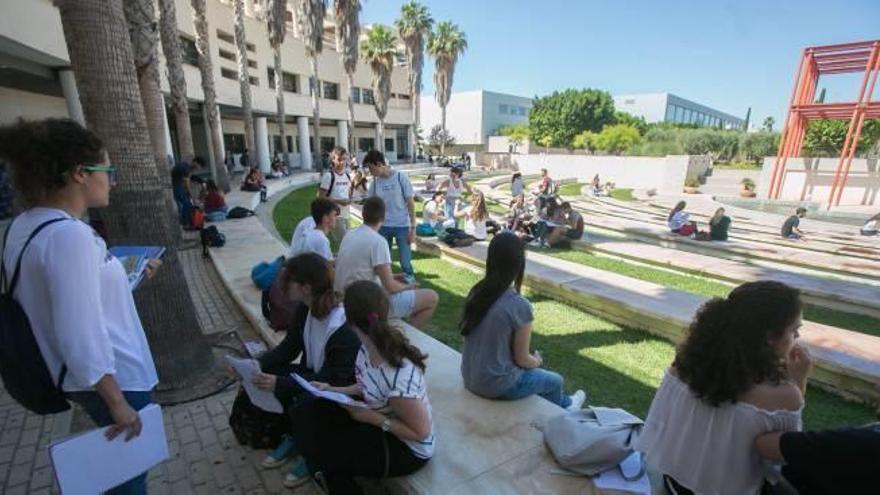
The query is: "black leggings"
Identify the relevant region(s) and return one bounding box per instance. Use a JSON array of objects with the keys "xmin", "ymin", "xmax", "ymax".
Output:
[{"xmin": 291, "ymin": 399, "xmax": 429, "ymax": 494}]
